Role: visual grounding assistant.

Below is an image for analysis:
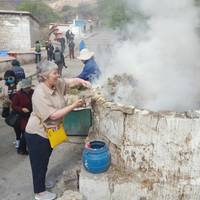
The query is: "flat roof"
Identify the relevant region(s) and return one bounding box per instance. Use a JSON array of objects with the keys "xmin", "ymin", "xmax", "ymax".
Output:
[
  {"xmin": 0, "ymin": 10, "xmax": 40, "ymax": 24},
  {"xmin": 49, "ymin": 22, "xmax": 72, "ymax": 26}
]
